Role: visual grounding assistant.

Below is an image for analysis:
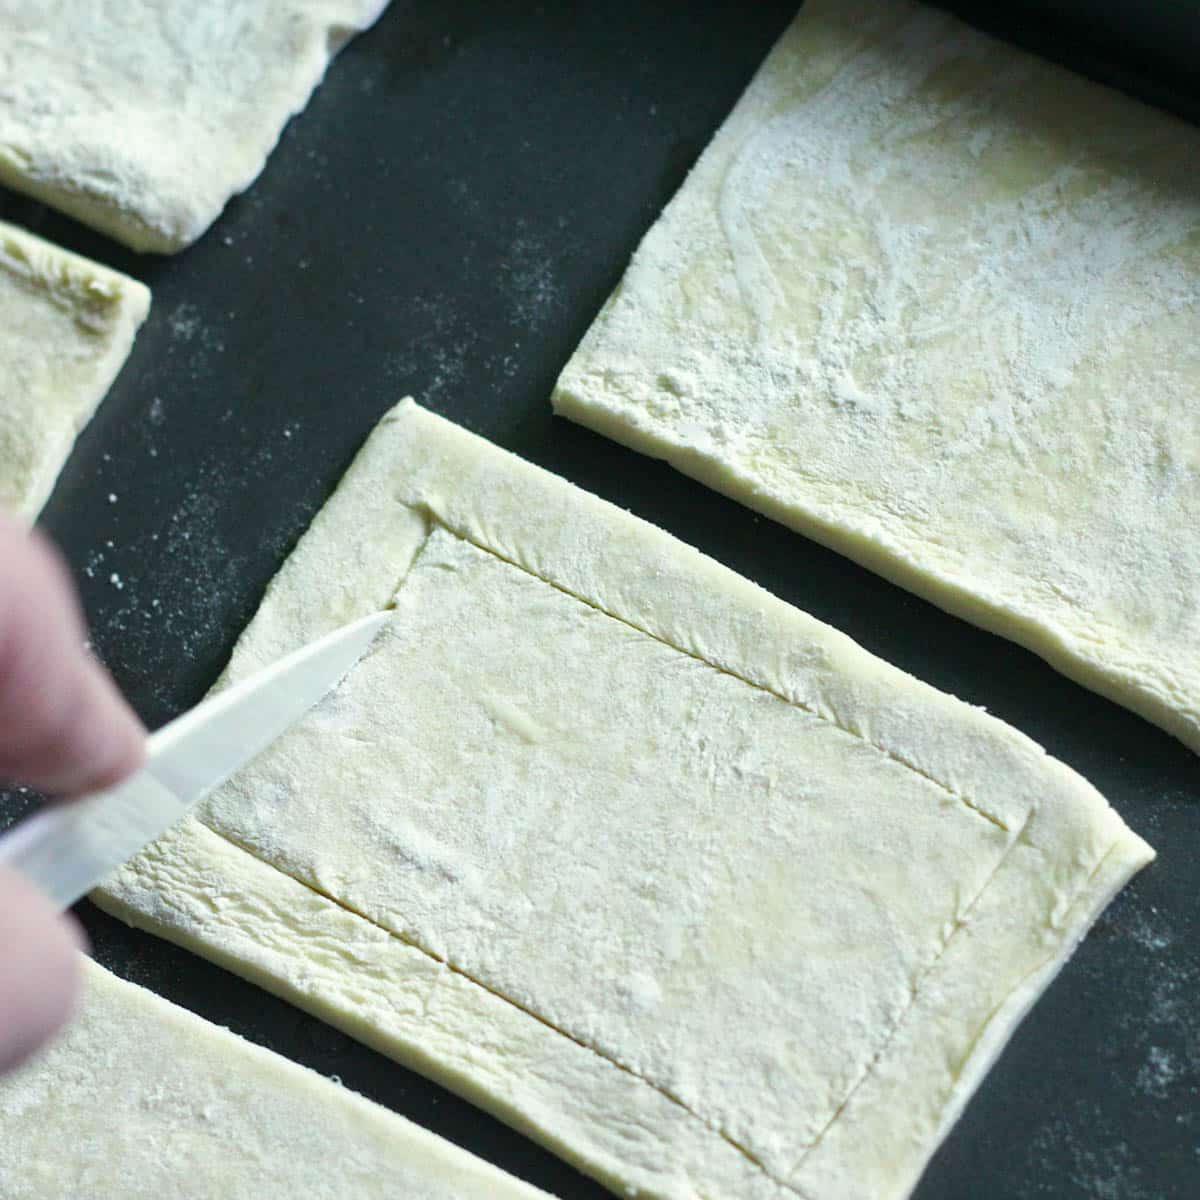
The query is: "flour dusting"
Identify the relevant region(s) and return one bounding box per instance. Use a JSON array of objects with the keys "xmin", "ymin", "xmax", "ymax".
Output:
[
  {"xmin": 383, "ymin": 294, "xmax": 477, "ymax": 402},
  {"xmin": 1136, "ymin": 1046, "xmax": 1181, "ymax": 1099},
  {"xmin": 499, "ymin": 220, "xmax": 562, "ymax": 331},
  {"xmin": 85, "ymin": 396, "xmax": 308, "ymax": 720}
]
